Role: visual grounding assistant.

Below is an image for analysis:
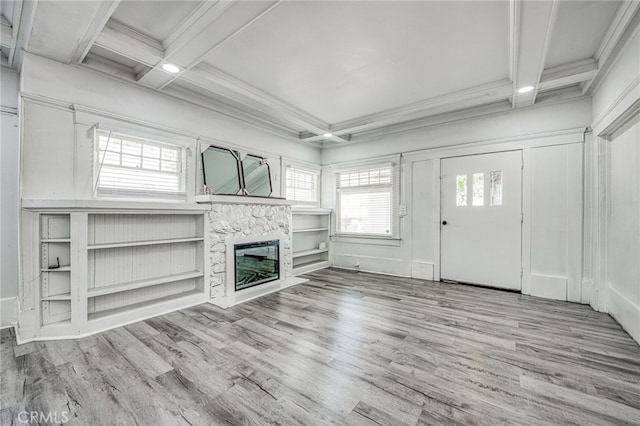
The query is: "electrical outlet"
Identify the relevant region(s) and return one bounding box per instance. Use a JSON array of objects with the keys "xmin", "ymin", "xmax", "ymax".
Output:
[{"xmin": 399, "ymin": 204, "xmax": 407, "ymax": 216}]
